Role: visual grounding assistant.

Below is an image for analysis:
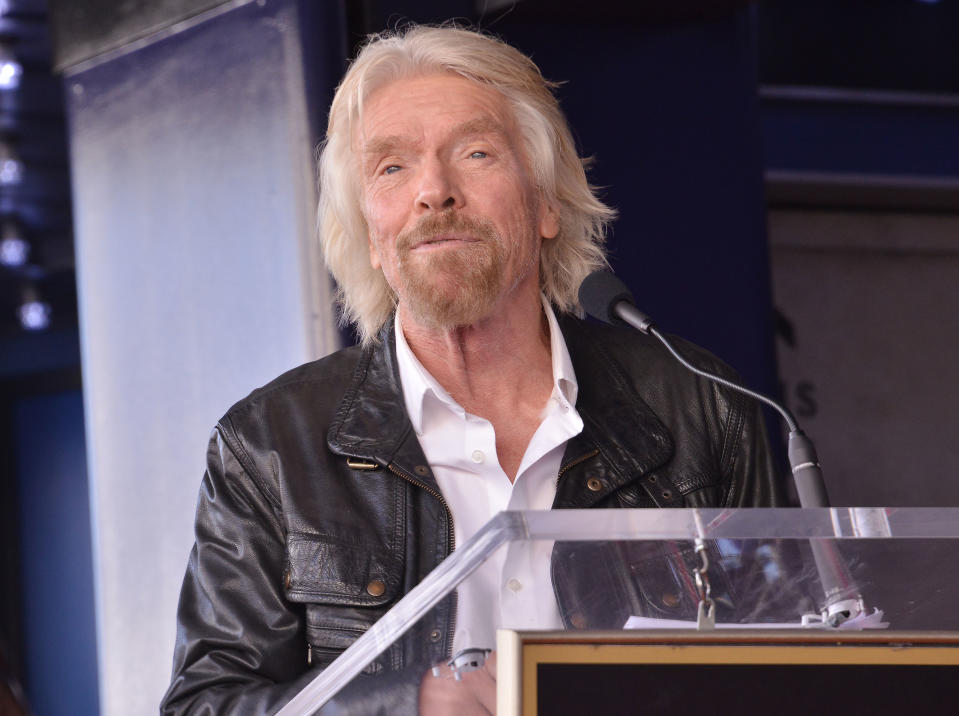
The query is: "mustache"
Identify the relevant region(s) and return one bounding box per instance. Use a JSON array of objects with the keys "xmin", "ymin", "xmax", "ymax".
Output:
[{"xmin": 396, "ymin": 211, "xmax": 497, "ymax": 252}]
